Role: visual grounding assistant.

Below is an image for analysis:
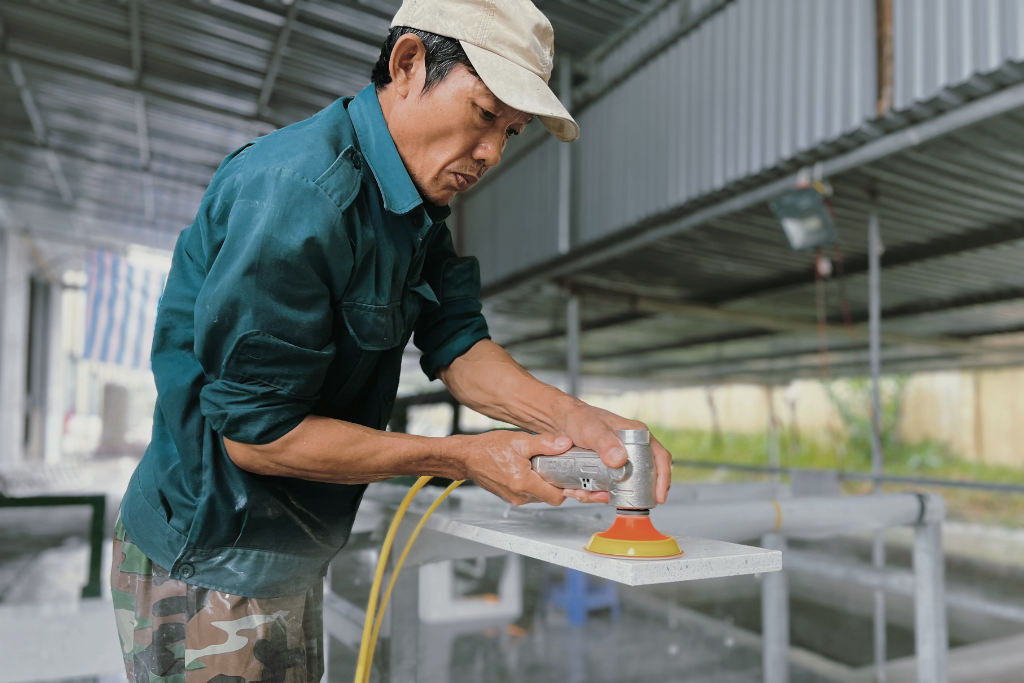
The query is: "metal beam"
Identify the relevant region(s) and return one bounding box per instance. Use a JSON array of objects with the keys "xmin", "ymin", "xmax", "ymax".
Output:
[
  {"xmin": 6, "ymin": 59, "xmax": 73, "ymax": 205},
  {"xmin": 4, "ymin": 47, "xmax": 273, "ymax": 129},
  {"xmin": 702, "ymin": 220, "xmax": 1024, "ymax": 305},
  {"xmin": 599, "ymin": 345, "xmax": 982, "ymax": 385},
  {"xmin": 579, "ymin": 285, "xmax": 984, "ymax": 354},
  {"xmin": 128, "ymin": 0, "xmax": 142, "ymax": 86},
  {"xmin": 481, "ymin": 78, "xmax": 1024, "ymax": 300},
  {"xmin": 0, "ymin": 181, "xmax": 192, "ymax": 239},
  {"xmin": 299, "ymin": 1, "xmax": 390, "ymax": 39},
  {"xmin": 133, "ymin": 94, "xmax": 157, "ymax": 222},
  {"xmin": 128, "ymin": 0, "xmax": 156, "ymax": 223},
  {"xmin": 502, "ymin": 310, "xmax": 649, "ymax": 348},
  {"xmin": 127, "ymin": 3, "xmax": 160, "ymax": 226},
  {"xmin": 207, "ymin": 0, "xmax": 380, "ymax": 62},
  {"xmin": 519, "ymin": 281, "xmax": 1024, "ymax": 369},
  {"xmin": 504, "ymin": 224, "xmax": 1024, "ymax": 351},
  {"xmin": 0, "ymin": 137, "xmax": 208, "ymax": 194},
  {"xmin": 0, "ymin": 197, "xmax": 180, "ymax": 252},
  {"xmin": 257, "ymin": 0, "xmax": 302, "ymax": 118}
]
